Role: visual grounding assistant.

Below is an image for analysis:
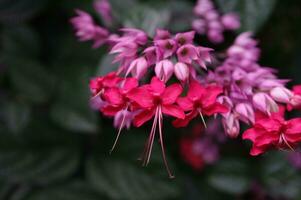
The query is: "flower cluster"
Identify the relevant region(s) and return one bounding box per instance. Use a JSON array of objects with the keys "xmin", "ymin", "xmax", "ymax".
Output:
[
  {"xmin": 207, "ymin": 33, "xmax": 301, "ymax": 139},
  {"xmin": 87, "ymin": 28, "xmax": 228, "ymax": 178},
  {"xmin": 71, "ymin": 2, "xmax": 301, "ymax": 177},
  {"xmin": 192, "ymin": 0, "xmax": 240, "ymax": 43}
]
